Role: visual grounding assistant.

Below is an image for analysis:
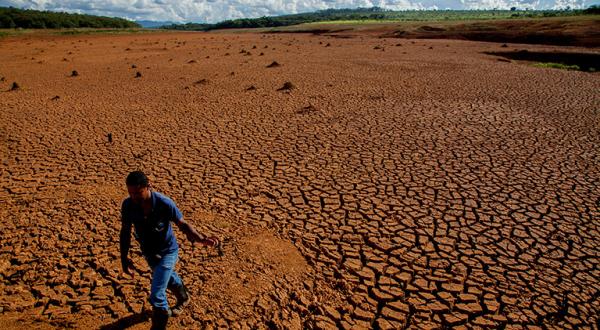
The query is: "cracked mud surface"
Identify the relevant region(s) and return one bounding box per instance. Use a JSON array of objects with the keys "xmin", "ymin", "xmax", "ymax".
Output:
[{"xmin": 0, "ymin": 32, "xmax": 599, "ymax": 329}]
